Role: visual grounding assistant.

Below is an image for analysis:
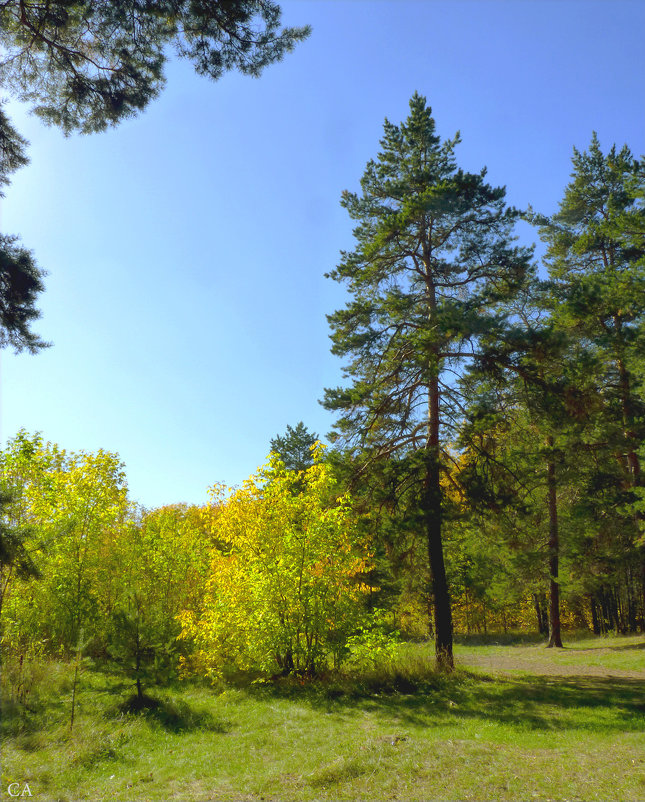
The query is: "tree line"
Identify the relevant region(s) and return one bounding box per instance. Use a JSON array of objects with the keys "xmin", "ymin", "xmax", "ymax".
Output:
[{"xmin": 0, "ymin": 4, "xmax": 643, "ymax": 681}]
